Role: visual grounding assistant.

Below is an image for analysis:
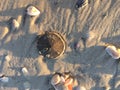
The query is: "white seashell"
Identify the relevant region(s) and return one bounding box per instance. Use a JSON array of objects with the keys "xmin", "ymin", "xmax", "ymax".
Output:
[
  {"xmin": 12, "ymin": 19, "xmax": 19, "ymax": 30},
  {"xmin": 0, "ymin": 76, "xmax": 9, "ymax": 83},
  {"xmin": 27, "ymin": 5, "xmax": 40, "ymax": 16},
  {"xmin": 51, "ymin": 74, "xmax": 61, "ymax": 85},
  {"xmin": 105, "ymin": 45, "xmax": 120, "ymax": 59},
  {"xmin": 23, "ymin": 82, "xmax": 31, "ymax": 90},
  {"xmin": 5, "ymin": 55, "xmax": 11, "ymax": 62},
  {"xmin": 22, "ymin": 67, "xmax": 29, "ymax": 76},
  {"xmin": 76, "ymin": 86, "xmax": 86, "ymax": 90}
]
